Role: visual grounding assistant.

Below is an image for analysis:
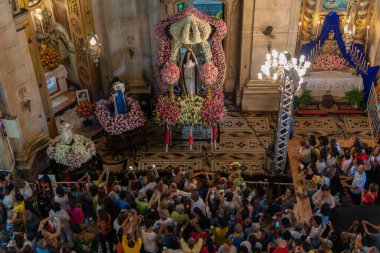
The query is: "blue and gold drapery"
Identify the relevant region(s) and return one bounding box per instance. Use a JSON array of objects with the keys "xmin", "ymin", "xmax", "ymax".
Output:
[{"xmin": 300, "ymin": 11, "xmax": 379, "ymax": 101}]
